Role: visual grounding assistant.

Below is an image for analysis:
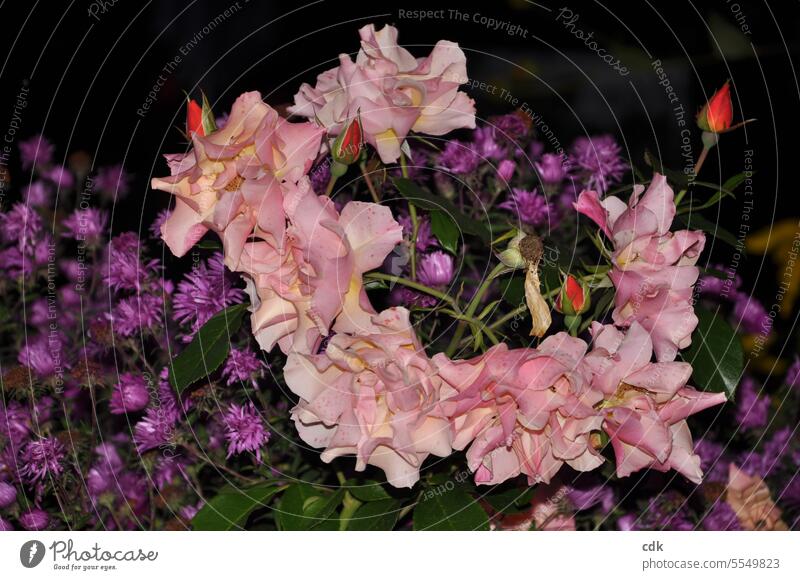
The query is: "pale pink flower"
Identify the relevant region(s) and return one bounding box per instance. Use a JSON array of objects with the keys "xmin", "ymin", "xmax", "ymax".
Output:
[
  {"xmin": 285, "ymin": 308, "xmax": 452, "ymax": 488},
  {"xmin": 434, "ymin": 333, "xmax": 604, "ymax": 486},
  {"xmin": 585, "ymin": 322, "xmax": 726, "ymax": 483},
  {"xmin": 575, "ymin": 173, "xmax": 705, "ymax": 361},
  {"xmin": 289, "ymin": 24, "xmax": 476, "ymax": 163},
  {"xmin": 725, "ymin": 464, "xmax": 788, "ymax": 530},
  {"xmin": 495, "ymin": 483, "xmax": 576, "ymax": 531}
]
